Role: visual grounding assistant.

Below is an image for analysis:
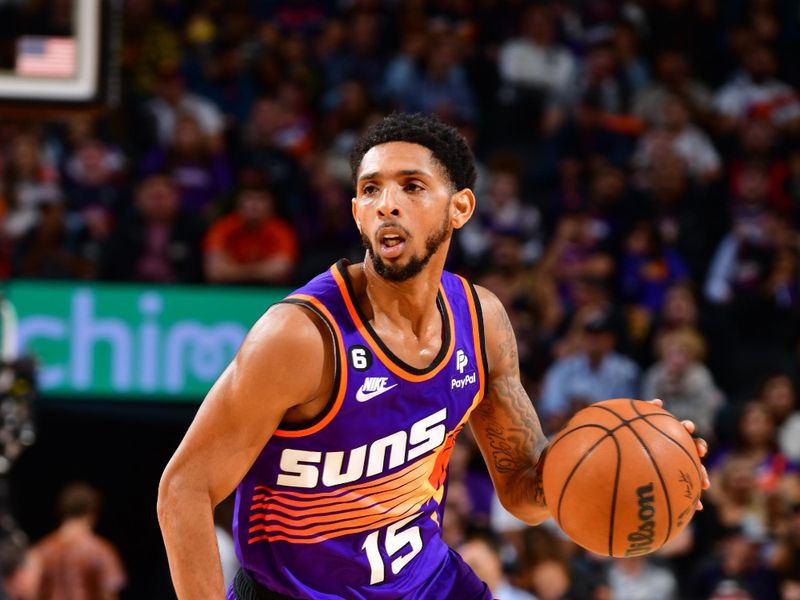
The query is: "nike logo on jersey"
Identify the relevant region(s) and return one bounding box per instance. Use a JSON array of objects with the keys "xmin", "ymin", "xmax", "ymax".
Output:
[{"xmin": 356, "ymin": 377, "xmax": 398, "ymax": 402}]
